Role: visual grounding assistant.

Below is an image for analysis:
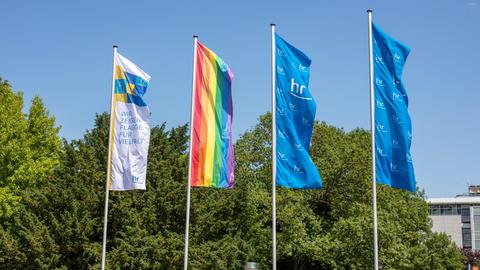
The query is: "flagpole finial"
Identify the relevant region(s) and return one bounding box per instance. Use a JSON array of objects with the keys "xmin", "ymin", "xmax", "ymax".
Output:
[
  {"xmin": 193, "ymin": 35, "xmax": 198, "ymax": 38},
  {"xmin": 113, "ymin": 45, "xmax": 118, "ymax": 48},
  {"xmin": 270, "ymin": 23, "xmax": 275, "ymax": 26},
  {"xmin": 367, "ymin": 9, "xmax": 373, "ymax": 13}
]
